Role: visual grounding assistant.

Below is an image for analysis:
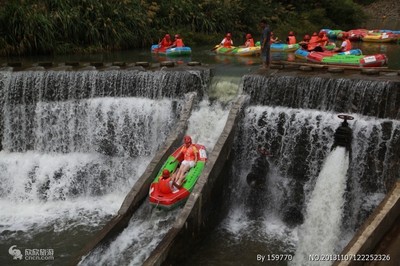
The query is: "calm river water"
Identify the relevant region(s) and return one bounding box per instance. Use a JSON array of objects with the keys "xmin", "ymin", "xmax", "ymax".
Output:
[{"xmin": 1, "ymin": 42, "xmax": 399, "ymax": 69}]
